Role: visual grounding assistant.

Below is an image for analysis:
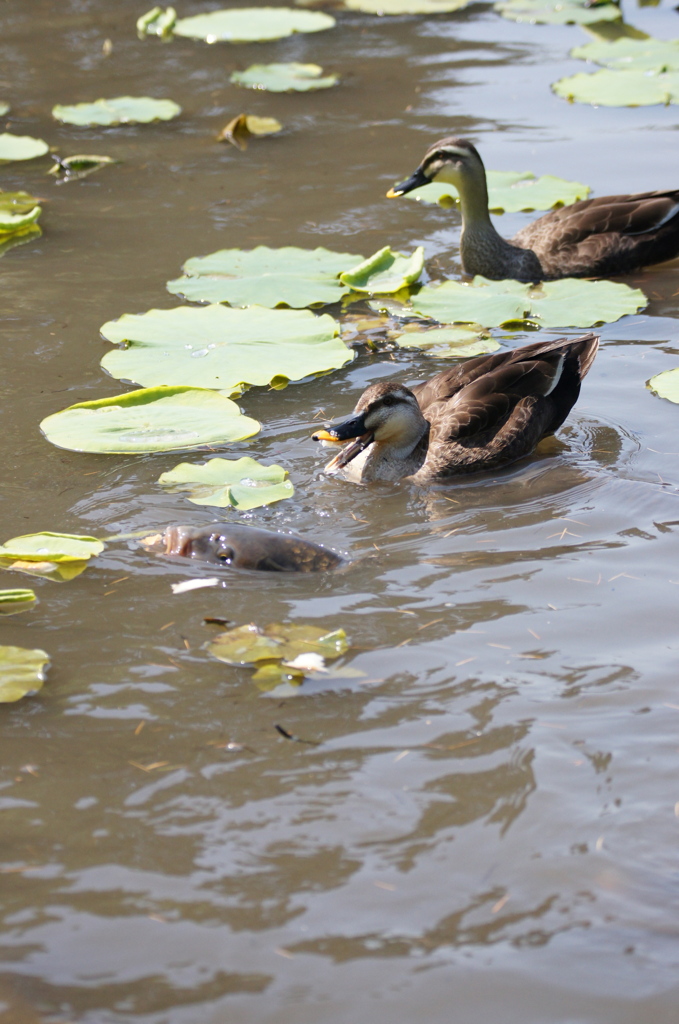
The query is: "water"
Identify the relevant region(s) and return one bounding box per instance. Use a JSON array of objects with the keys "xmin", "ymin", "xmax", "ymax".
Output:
[{"xmin": 1, "ymin": 1, "xmax": 679, "ymax": 1021}]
